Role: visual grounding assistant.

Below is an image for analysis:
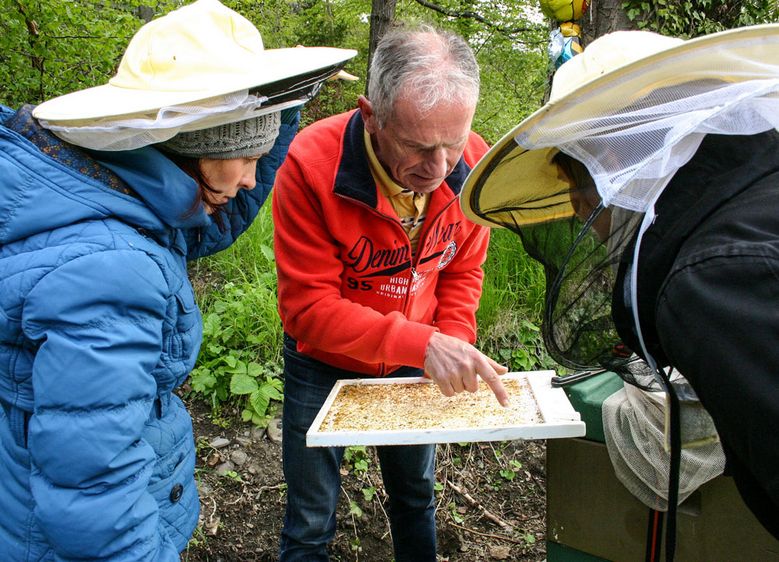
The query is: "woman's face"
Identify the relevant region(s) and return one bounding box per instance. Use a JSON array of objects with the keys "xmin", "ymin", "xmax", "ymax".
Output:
[{"xmin": 198, "ymin": 157, "xmax": 260, "ymax": 214}]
